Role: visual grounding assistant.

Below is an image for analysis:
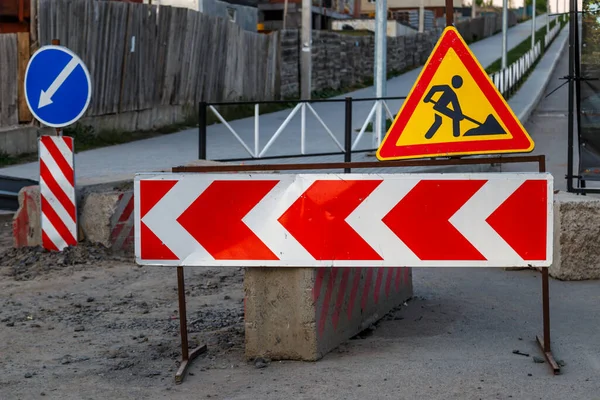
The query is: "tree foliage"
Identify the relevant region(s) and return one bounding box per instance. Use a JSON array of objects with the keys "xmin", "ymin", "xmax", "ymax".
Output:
[{"xmin": 524, "ymin": 0, "xmax": 548, "ymax": 13}]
